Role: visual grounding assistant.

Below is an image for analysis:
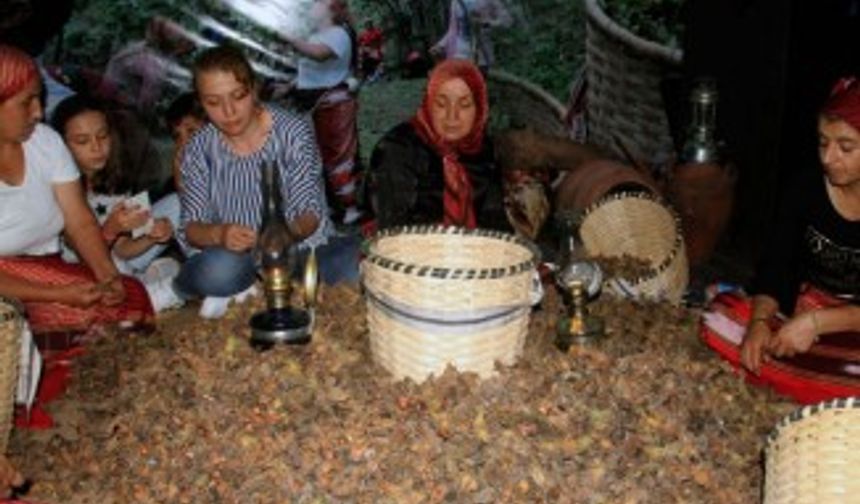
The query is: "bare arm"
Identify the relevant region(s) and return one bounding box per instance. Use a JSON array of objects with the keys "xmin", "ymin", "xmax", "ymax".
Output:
[
  {"xmin": 283, "ymin": 35, "xmax": 336, "ymax": 62},
  {"xmin": 54, "ymin": 181, "xmax": 125, "ymax": 305}
]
